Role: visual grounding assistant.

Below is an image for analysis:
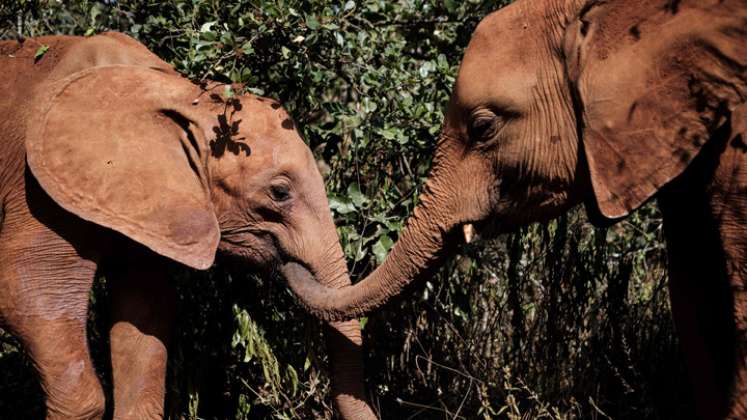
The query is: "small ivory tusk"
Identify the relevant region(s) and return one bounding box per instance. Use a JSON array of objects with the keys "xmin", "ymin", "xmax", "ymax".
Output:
[{"xmin": 463, "ymin": 223, "xmax": 475, "ymax": 244}]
